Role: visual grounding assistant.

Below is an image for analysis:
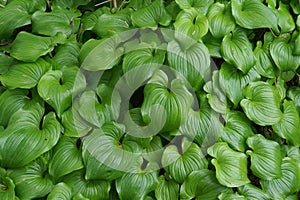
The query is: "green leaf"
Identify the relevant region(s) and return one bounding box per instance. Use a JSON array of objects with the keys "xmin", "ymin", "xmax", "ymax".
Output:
[
  {"xmin": 0, "ymin": 53, "xmax": 19, "ymax": 74},
  {"xmin": 49, "ymin": 136, "xmax": 83, "ymax": 179},
  {"xmin": 231, "ymin": 0, "xmax": 279, "ymax": 33},
  {"xmin": 240, "ymin": 81, "xmax": 282, "ymax": 126},
  {"xmin": 79, "ymin": 38, "xmax": 124, "ymax": 71},
  {"xmin": 207, "ymin": 2, "xmax": 236, "ymax": 38},
  {"xmin": 81, "ymin": 8, "xmax": 105, "ymax": 31},
  {"xmin": 37, "ymin": 67, "xmax": 86, "ymax": 117},
  {"xmin": 10, "ymin": 31, "xmax": 66, "ymax": 62},
  {"xmin": 218, "ymin": 193, "xmax": 247, "ymax": 200},
  {"xmin": 47, "ymin": 183, "xmax": 72, "ymax": 200},
  {"xmin": 270, "ymin": 36, "xmax": 300, "ymax": 71},
  {"xmin": 161, "ymin": 137, "xmax": 208, "ymax": 183},
  {"xmin": 0, "ymin": 58, "xmax": 51, "ymax": 89},
  {"xmin": 275, "ymin": 2, "xmax": 295, "ymax": 34},
  {"xmin": 221, "ymin": 111, "xmax": 255, "ymax": 152},
  {"xmin": 273, "ymin": 100, "xmax": 300, "ymax": 146},
  {"xmin": 175, "ymin": 0, "xmax": 213, "ymax": 14},
  {"xmin": 180, "ymin": 169, "xmax": 231, "ymax": 200},
  {"xmin": 207, "ymin": 142, "xmax": 250, "ymax": 187},
  {"xmin": 246, "ymin": 134, "xmax": 282, "ymax": 180},
  {"xmin": 131, "ymin": 0, "xmax": 172, "ymax": 28},
  {"xmin": 167, "ymin": 39, "xmax": 211, "ymax": 91},
  {"xmin": 287, "ymin": 87, "xmax": 300, "ymax": 114},
  {"xmin": 32, "ymin": 9, "xmax": 81, "ymax": 36},
  {"xmin": 0, "ymin": 168, "xmax": 16, "ymax": 200},
  {"xmin": 8, "ymin": 157, "xmax": 53, "ymax": 199},
  {"xmin": 202, "ymin": 32, "xmax": 222, "ymax": 58},
  {"xmin": 221, "ymin": 29, "xmax": 256, "ymax": 74},
  {"xmin": 238, "ymin": 184, "xmax": 271, "ymax": 200},
  {"xmin": 174, "ymin": 8, "xmax": 208, "ymax": 41},
  {"xmin": 260, "ymin": 157, "xmax": 300, "ymax": 199},
  {"xmin": 116, "ymin": 169, "xmax": 158, "ymax": 200},
  {"xmin": 155, "ymin": 176, "xmax": 179, "ymax": 200},
  {"xmin": 219, "ymin": 62, "xmax": 260, "ymax": 106},
  {"xmin": 63, "ymin": 169, "xmax": 111, "ymax": 200},
  {"xmin": 0, "ymin": 103, "xmax": 60, "ymax": 168},
  {"xmin": 141, "ymin": 70, "xmax": 193, "ymax": 133},
  {"xmin": 51, "ymin": 0, "xmax": 91, "ymax": 9}
]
